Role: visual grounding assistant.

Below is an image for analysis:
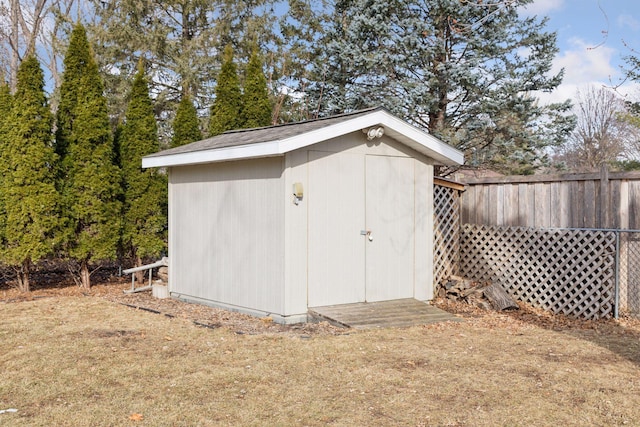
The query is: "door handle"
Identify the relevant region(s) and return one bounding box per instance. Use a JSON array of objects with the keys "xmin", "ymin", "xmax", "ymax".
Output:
[{"xmin": 360, "ymin": 230, "xmax": 373, "ymax": 242}]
